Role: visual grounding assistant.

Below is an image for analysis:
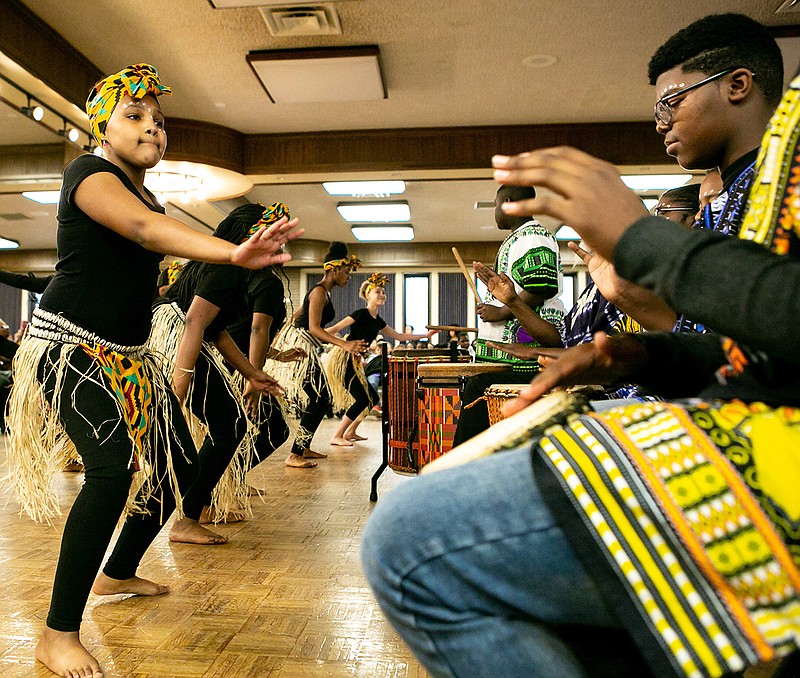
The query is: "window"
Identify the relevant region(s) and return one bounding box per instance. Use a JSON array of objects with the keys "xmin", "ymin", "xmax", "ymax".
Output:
[{"xmin": 403, "ymin": 274, "xmax": 429, "ymax": 335}]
